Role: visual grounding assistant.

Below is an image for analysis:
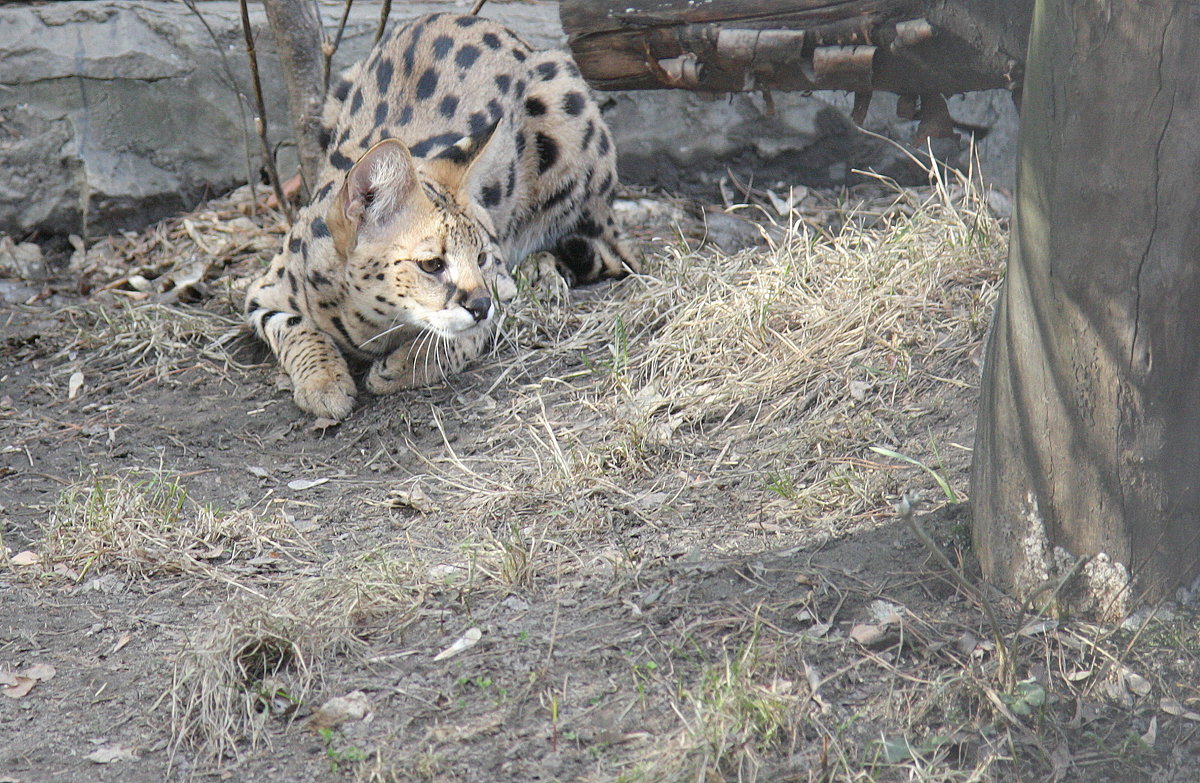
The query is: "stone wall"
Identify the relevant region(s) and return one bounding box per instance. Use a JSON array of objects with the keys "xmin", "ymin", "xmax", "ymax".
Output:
[{"xmin": 0, "ymin": 0, "xmax": 1018, "ymax": 240}]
